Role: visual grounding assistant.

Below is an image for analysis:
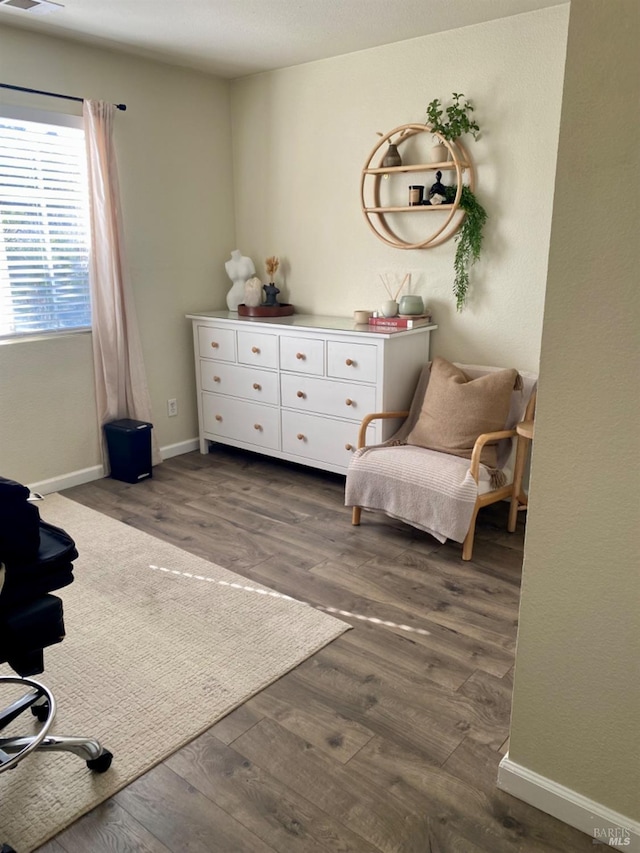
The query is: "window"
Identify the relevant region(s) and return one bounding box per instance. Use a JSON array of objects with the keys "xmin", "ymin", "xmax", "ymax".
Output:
[{"xmin": 0, "ymin": 106, "xmax": 91, "ymax": 340}]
